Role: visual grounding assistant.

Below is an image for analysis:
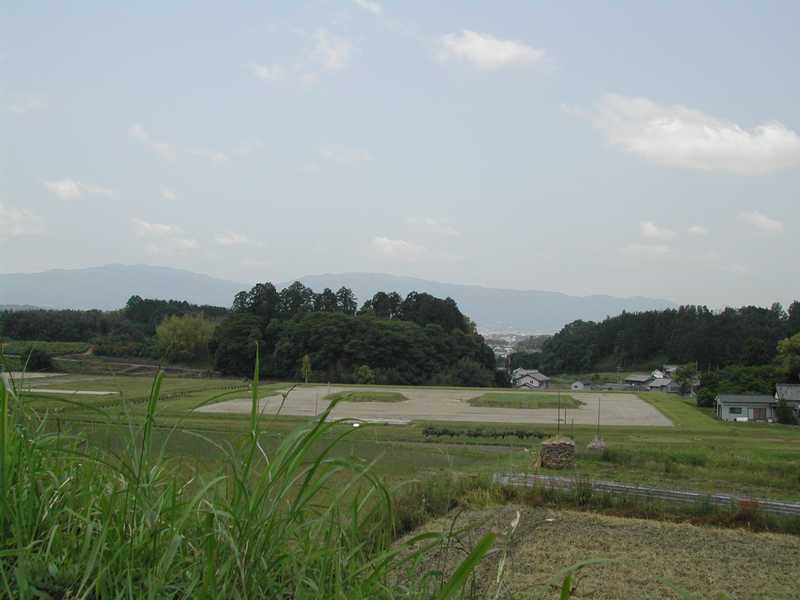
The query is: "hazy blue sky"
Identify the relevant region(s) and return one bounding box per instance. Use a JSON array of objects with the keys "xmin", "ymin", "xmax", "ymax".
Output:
[{"xmin": 2, "ymin": 1, "xmax": 799, "ymax": 306}]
